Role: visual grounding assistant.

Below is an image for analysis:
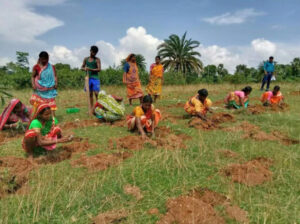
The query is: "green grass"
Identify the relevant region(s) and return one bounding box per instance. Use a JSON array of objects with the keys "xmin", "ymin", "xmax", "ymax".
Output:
[{"xmin": 0, "ymin": 83, "xmax": 300, "ymax": 224}]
